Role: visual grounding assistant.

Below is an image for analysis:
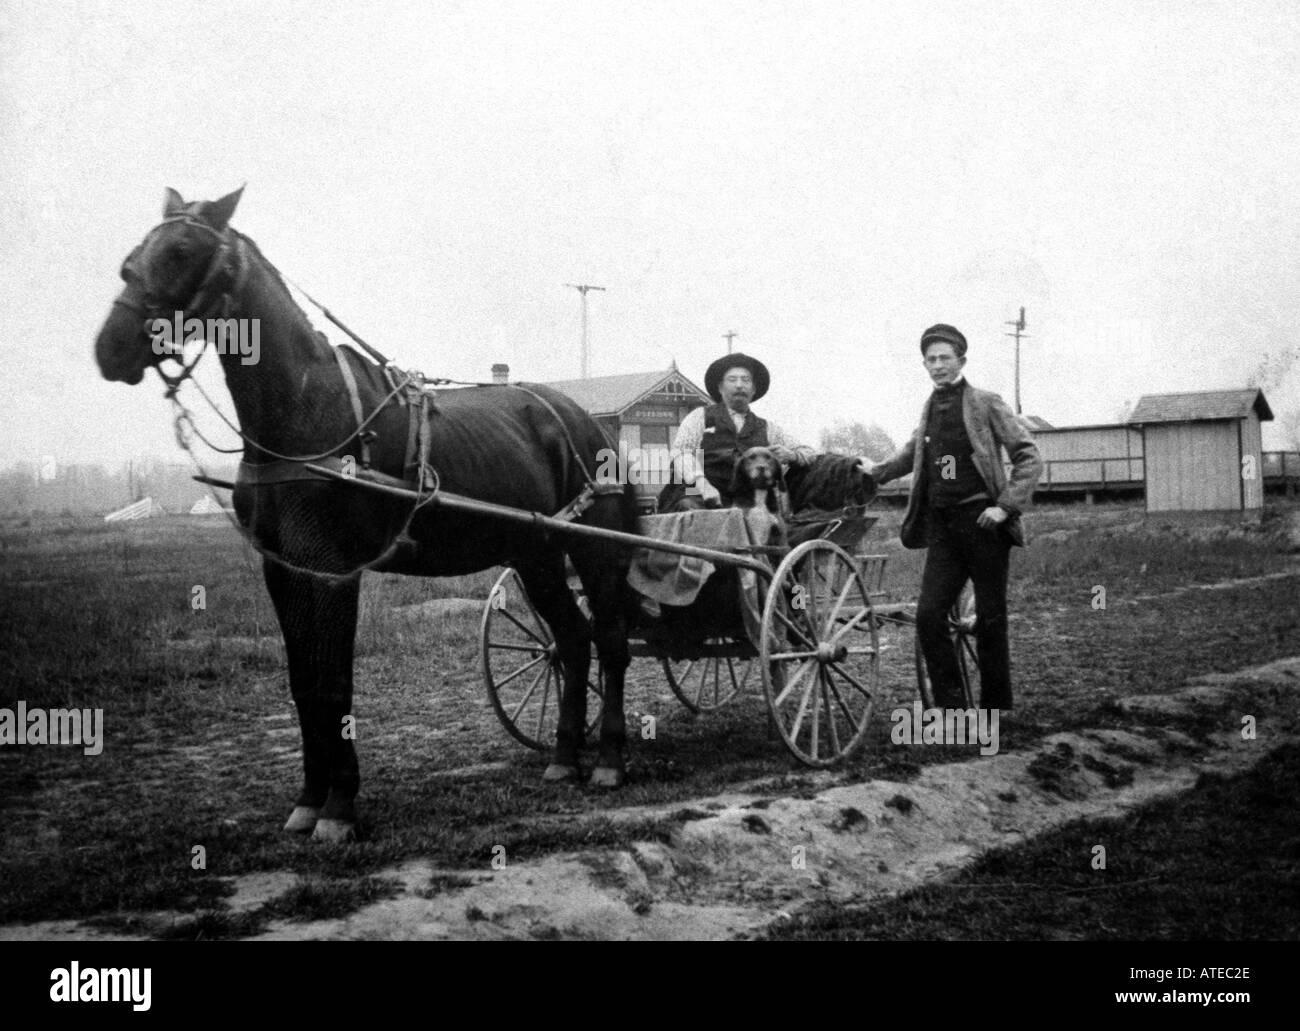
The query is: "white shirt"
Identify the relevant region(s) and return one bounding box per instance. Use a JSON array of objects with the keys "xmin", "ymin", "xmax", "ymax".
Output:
[{"xmin": 670, "ymin": 404, "xmax": 816, "ymax": 484}]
